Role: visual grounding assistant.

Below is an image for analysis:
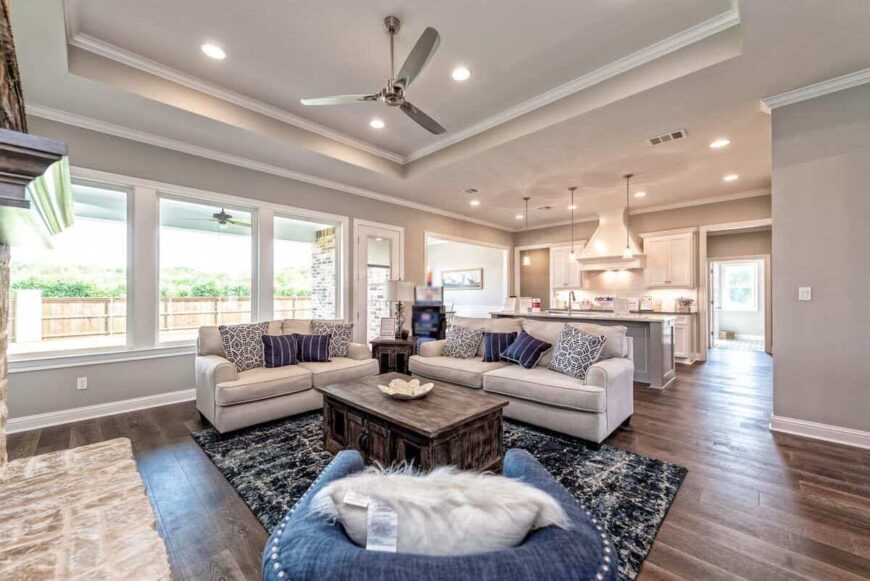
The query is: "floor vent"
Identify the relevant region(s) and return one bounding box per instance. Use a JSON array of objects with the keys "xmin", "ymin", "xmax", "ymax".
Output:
[{"xmin": 648, "ymin": 129, "xmax": 687, "ymax": 146}]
